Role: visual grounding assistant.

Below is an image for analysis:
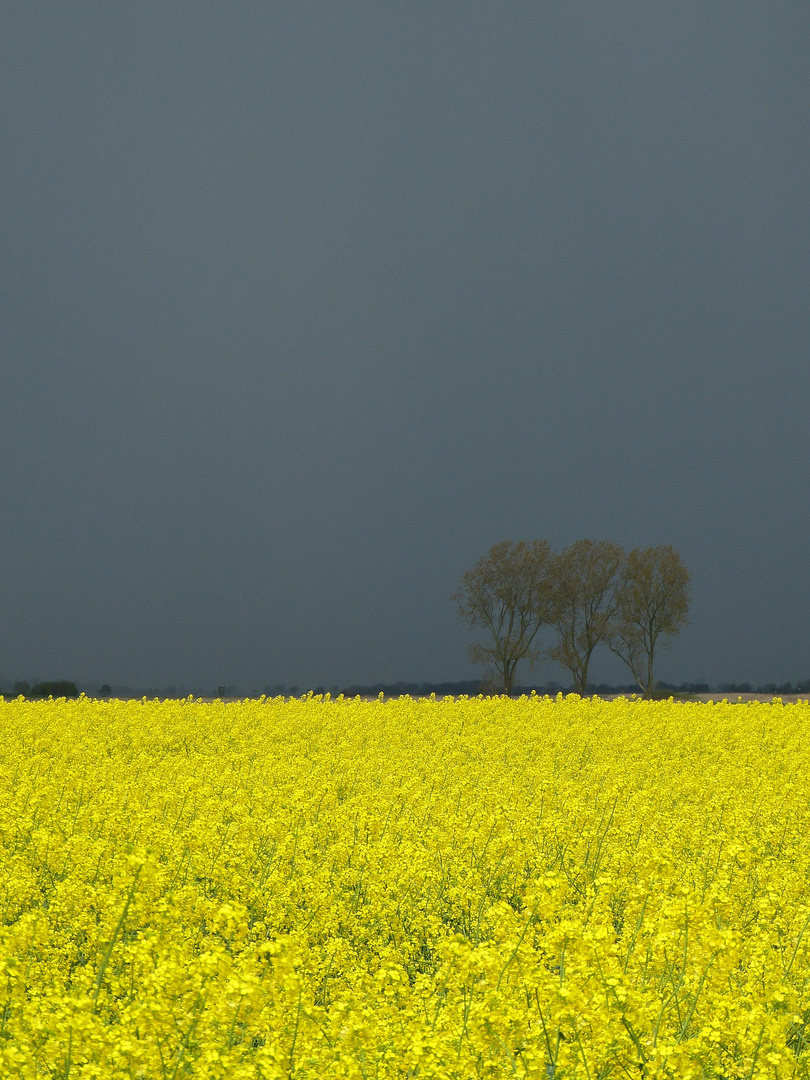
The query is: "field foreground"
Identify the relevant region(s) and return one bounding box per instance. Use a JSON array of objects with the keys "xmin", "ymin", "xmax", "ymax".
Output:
[{"xmin": 1, "ymin": 695, "xmax": 810, "ymax": 1079}]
